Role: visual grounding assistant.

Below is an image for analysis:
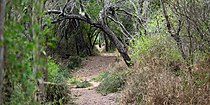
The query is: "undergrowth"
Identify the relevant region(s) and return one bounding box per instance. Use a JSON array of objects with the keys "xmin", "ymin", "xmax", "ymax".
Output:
[
  {"xmin": 68, "ymin": 78, "xmax": 91, "ymax": 88},
  {"xmin": 45, "ymin": 59, "xmax": 72, "ymax": 104},
  {"xmin": 92, "ymin": 71, "xmax": 110, "ymax": 82},
  {"xmin": 67, "ymin": 56, "xmax": 82, "ymax": 70},
  {"xmin": 97, "ymin": 66, "xmax": 129, "ymax": 95},
  {"xmin": 119, "ymin": 35, "xmax": 210, "ymax": 105}
]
